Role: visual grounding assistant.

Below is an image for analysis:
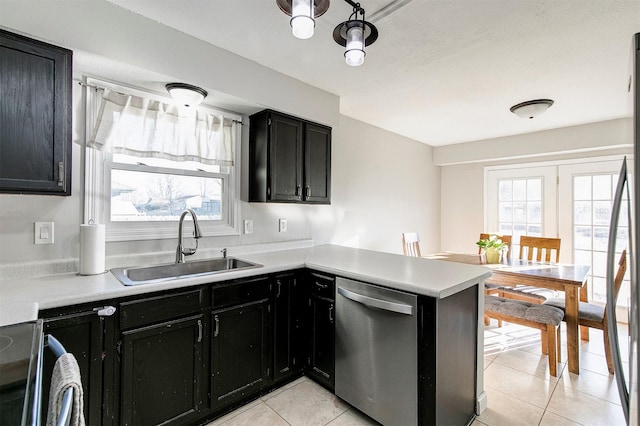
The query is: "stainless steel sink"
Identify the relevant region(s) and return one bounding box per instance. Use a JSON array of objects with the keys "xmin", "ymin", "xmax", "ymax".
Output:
[{"xmin": 111, "ymin": 257, "xmax": 262, "ymax": 286}]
